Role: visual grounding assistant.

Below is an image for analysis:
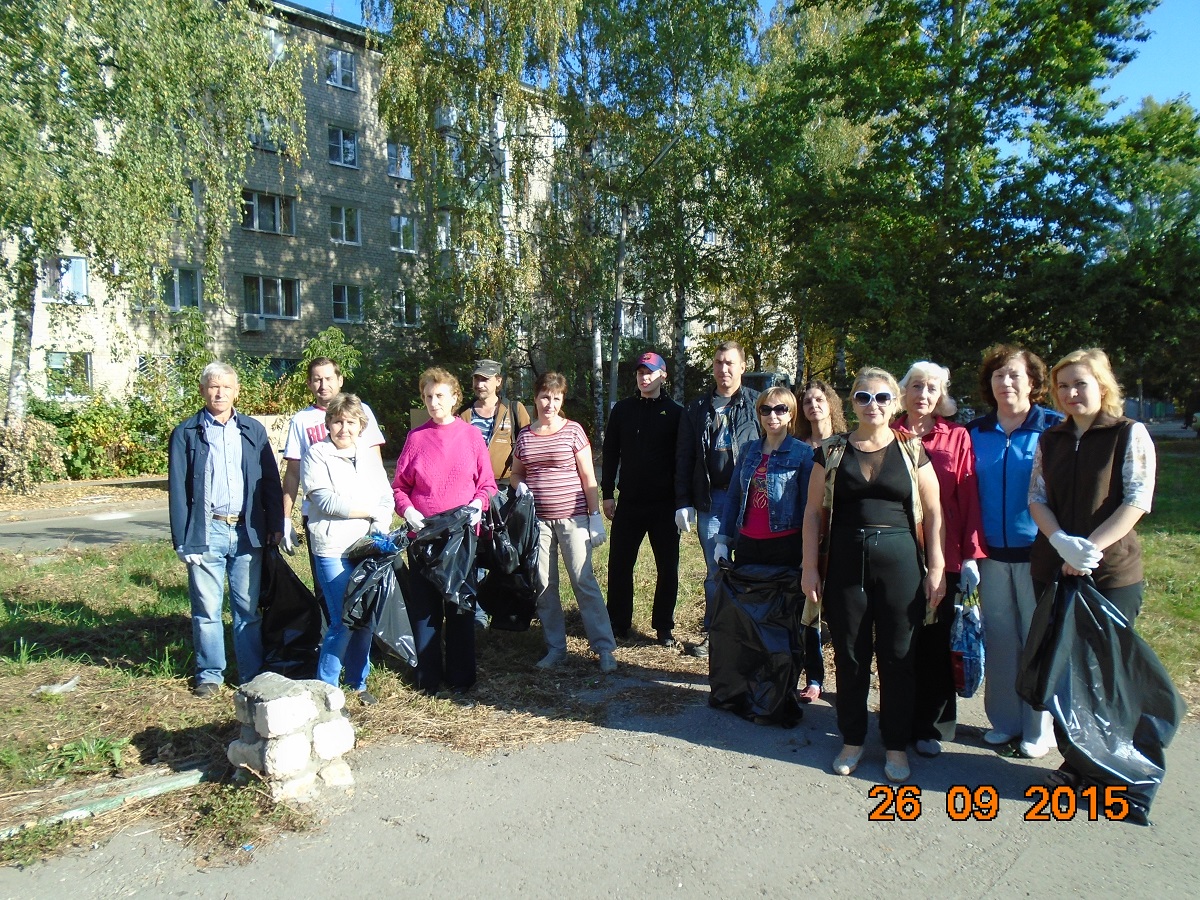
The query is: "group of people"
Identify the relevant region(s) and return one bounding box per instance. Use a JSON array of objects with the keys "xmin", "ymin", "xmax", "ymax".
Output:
[{"xmin": 168, "ymin": 340, "xmax": 1156, "ymax": 793}]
